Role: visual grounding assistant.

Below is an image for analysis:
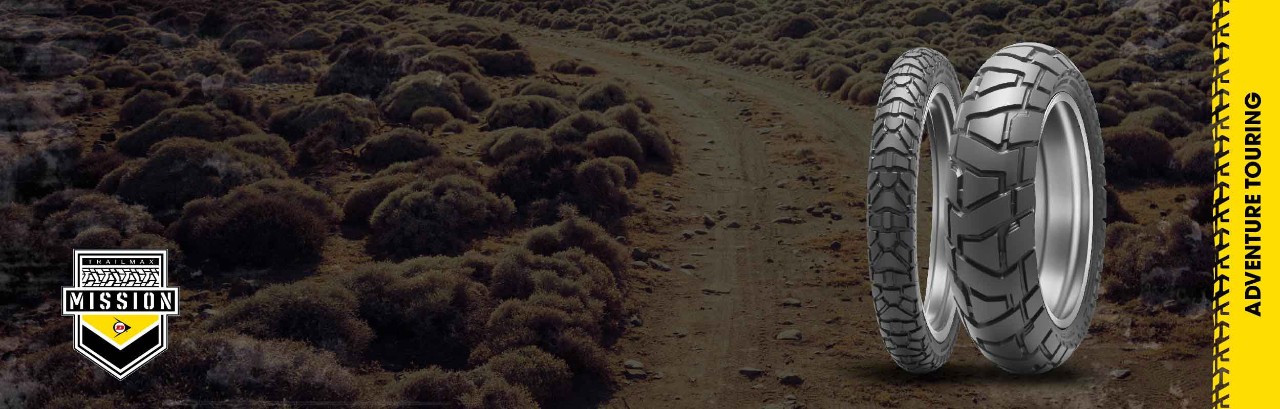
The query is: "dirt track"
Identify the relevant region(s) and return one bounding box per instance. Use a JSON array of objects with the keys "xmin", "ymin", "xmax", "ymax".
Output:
[{"xmin": 446, "ymin": 12, "xmax": 1208, "ymax": 408}]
